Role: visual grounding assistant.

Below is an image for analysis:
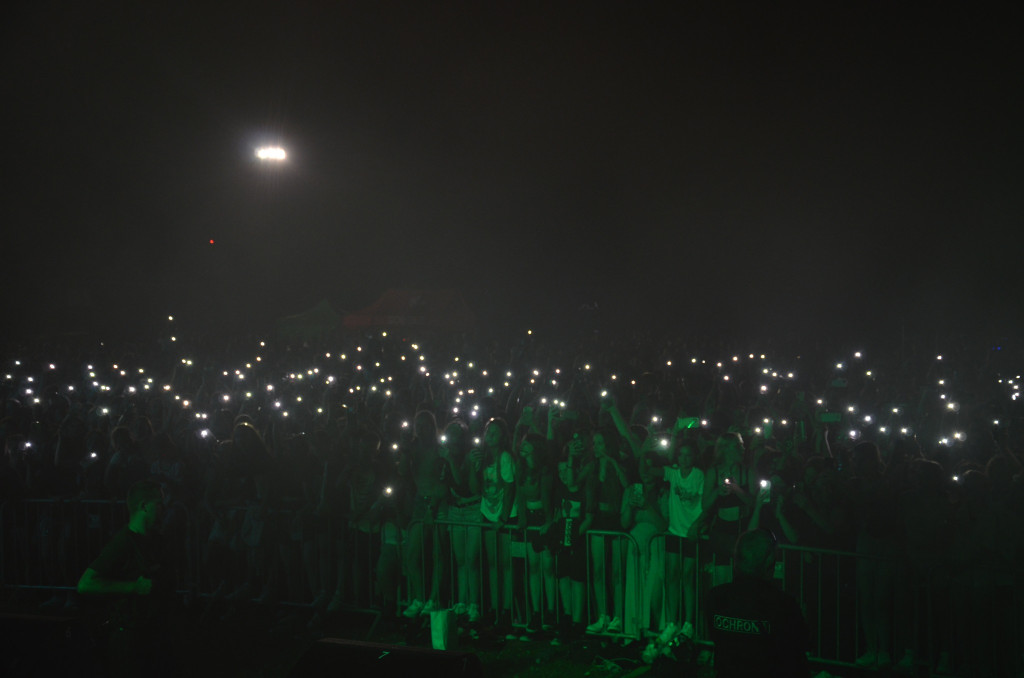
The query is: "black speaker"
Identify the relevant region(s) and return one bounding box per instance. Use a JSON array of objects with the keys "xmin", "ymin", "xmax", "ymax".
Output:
[{"xmin": 289, "ymin": 638, "xmax": 483, "ymax": 678}]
